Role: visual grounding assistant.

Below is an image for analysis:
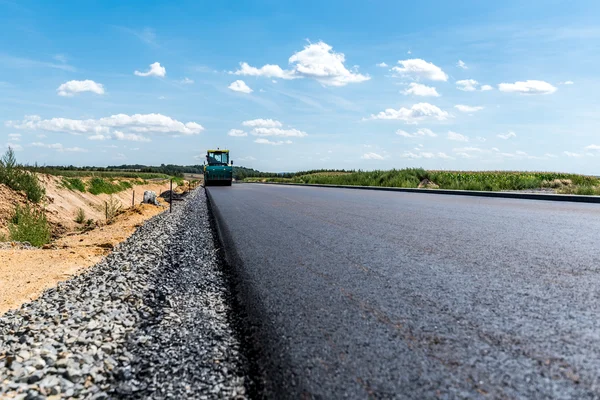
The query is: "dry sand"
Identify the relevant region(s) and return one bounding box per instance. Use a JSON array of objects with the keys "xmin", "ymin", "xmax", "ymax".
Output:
[{"xmin": 0, "ymin": 175, "xmax": 179, "ymax": 314}]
